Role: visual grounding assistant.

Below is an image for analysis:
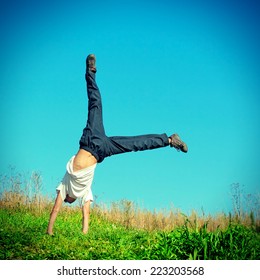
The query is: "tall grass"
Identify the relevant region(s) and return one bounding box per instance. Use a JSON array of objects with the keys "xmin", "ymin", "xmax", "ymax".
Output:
[
  {"xmin": 1, "ymin": 186, "xmax": 259, "ymax": 233},
  {"xmin": 0, "ymin": 168, "xmax": 259, "ymax": 232},
  {"xmin": 0, "ymin": 169, "xmax": 259, "ymax": 260}
]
